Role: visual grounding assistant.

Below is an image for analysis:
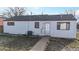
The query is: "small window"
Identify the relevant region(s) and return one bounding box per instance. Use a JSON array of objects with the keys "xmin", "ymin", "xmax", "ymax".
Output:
[
  {"xmin": 35, "ymin": 22, "xmax": 39, "ymax": 28},
  {"xmin": 7, "ymin": 22, "xmax": 15, "ymax": 26},
  {"xmin": 57, "ymin": 22, "xmax": 70, "ymax": 30}
]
